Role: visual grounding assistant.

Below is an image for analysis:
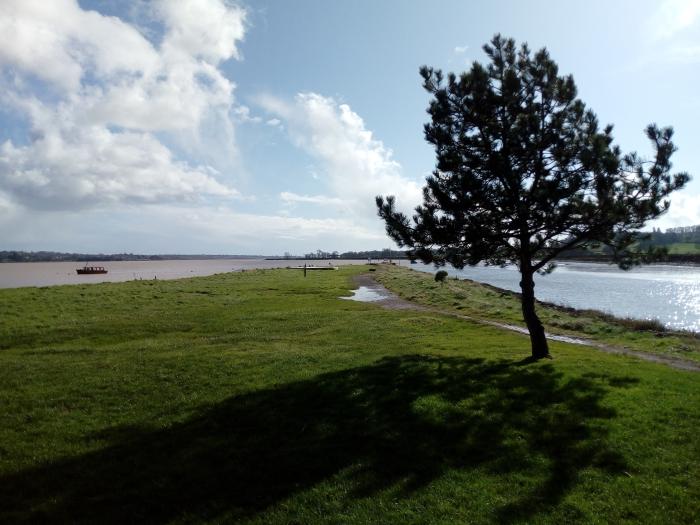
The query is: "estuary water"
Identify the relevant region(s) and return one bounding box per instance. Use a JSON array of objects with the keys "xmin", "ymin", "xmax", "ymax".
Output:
[
  {"xmin": 411, "ymin": 261, "xmax": 700, "ymax": 332},
  {"xmin": 0, "ymin": 259, "xmax": 367, "ymax": 289},
  {"xmin": 1, "ymin": 258, "xmax": 698, "ymax": 331}
]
